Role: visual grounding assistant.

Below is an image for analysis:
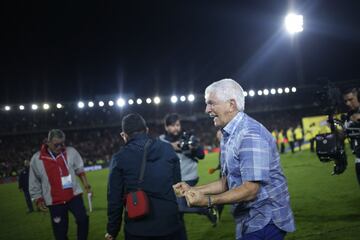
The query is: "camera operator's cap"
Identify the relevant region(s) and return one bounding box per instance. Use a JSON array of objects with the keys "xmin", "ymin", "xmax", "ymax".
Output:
[{"xmin": 122, "ymin": 113, "xmax": 147, "ymax": 135}]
